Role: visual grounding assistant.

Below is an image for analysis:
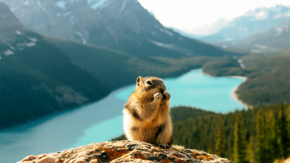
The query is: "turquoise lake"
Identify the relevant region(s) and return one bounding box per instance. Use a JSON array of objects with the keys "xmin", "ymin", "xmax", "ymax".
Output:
[
  {"xmin": 0, "ymin": 69, "xmax": 246, "ymax": 163},
  {"xmin": 116, "ymin": 69, "xmax": 245, "ymax": 112}
]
